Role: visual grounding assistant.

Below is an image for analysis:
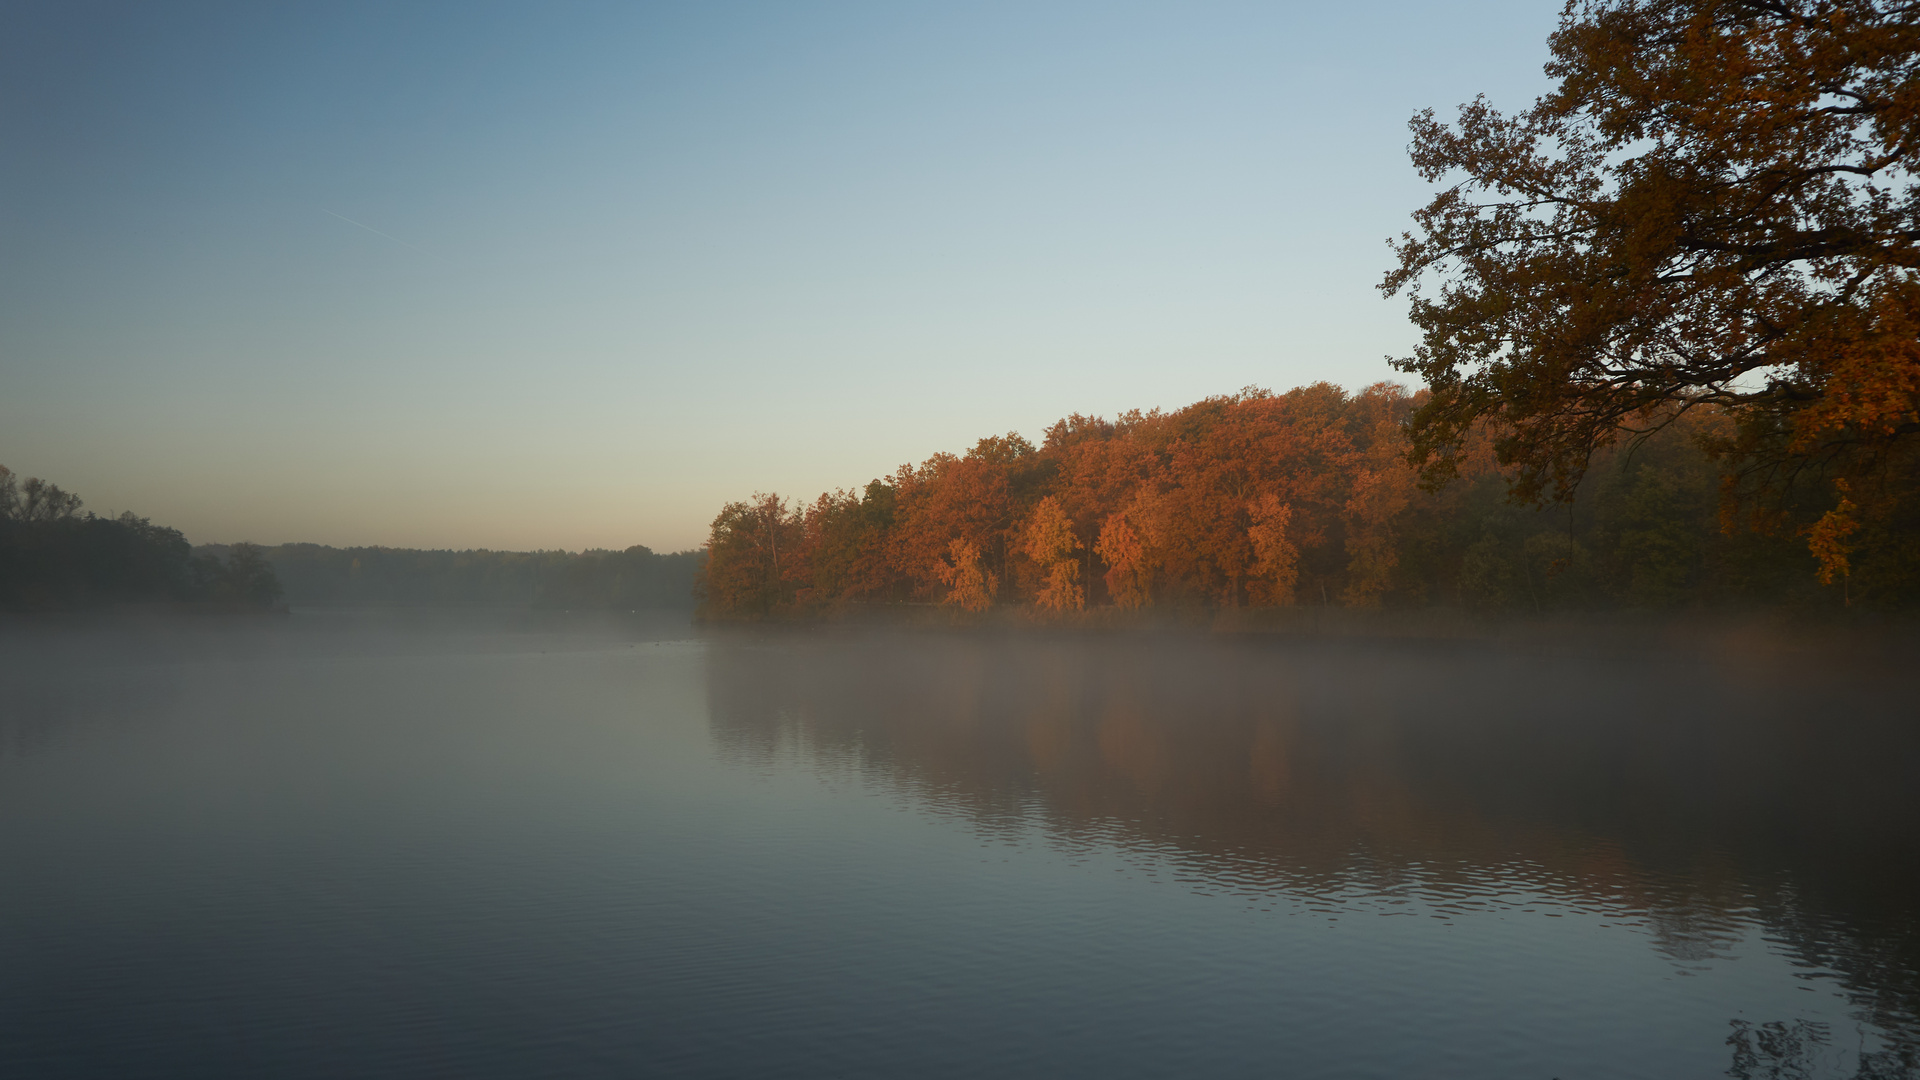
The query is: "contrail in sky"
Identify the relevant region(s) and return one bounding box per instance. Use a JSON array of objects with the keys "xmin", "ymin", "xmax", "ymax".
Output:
[{"xmin": 319, "ymin": 207, "xmax": 433, "ymax": 256}]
